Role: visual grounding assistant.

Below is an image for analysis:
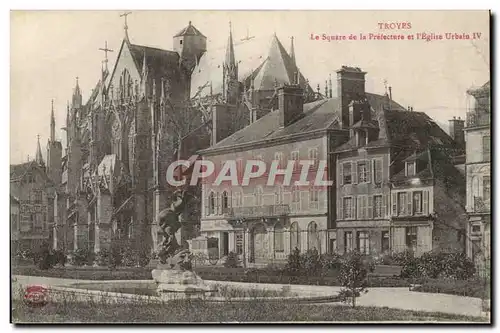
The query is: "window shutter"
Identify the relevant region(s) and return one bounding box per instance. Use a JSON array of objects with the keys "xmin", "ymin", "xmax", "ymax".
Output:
[
  {"xmin": 367, "ymin": 195, "xmax": 373, "ymax": 219},
  {"xmin": 339, "ymin": 163, "xmax": 344, "ymax": 186},
  {"xmin": 357, "ymin": 196, "xmax": 362, "ymax": 219},
  {"xmin": 367, "ymin": 160, "xmax": 372, "ymax": 183},
  {"xmin": 229, "ymin": 191, "xmax": 232, "ymax": 208},
  {"xmin": 423, "ymin": 190, "xmax": 429, "ymax": 215},
  {"xmin": 216, "ymin": 192, "xmax": 221, "ymax": 215},
  {"xmin": 352, "ymin": 162, "xmax": 358, "ymax": 184},
  {"xmin": 338, "ymin": 197, "xmax": 343, "ymax": 220},
  {"xmin": 392, "ymin": 193, "xmax": 397, "ymax": 216},
  {"xmin": 407, "ymin": 192, "xmax": 412, "ymax": 216},
  {"xmin": 382, "ymin": 194, "xmax": 386, "ymax": 218},
  {"xmin": 351, "ymin": 197, "xmax": 357, "ymax": 219},
  {"xmin": 204, "ymin": 191, "xmax": 209, "ymax": 216}
]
